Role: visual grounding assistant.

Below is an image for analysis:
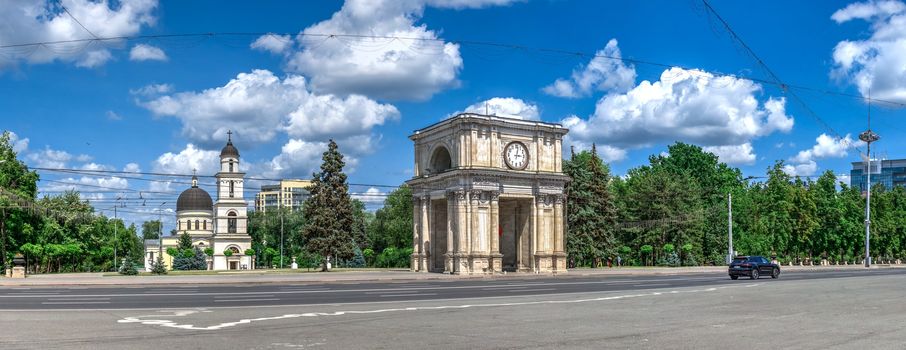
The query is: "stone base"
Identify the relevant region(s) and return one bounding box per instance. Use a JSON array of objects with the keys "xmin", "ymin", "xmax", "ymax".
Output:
[
  {"xmin": 534, "ymin": 253, "xmax": 554, "ymax": 273},
  {"xmin": 552, "ymin": 252, "xmax": 568, "ymax": 273},
  {"xmin": 11, "ymin": 266, "xmax": 25, "ymax": 278},
  {"xmin": 489, "ymin": 253, "xmax": 503, "ymax": 273}
]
